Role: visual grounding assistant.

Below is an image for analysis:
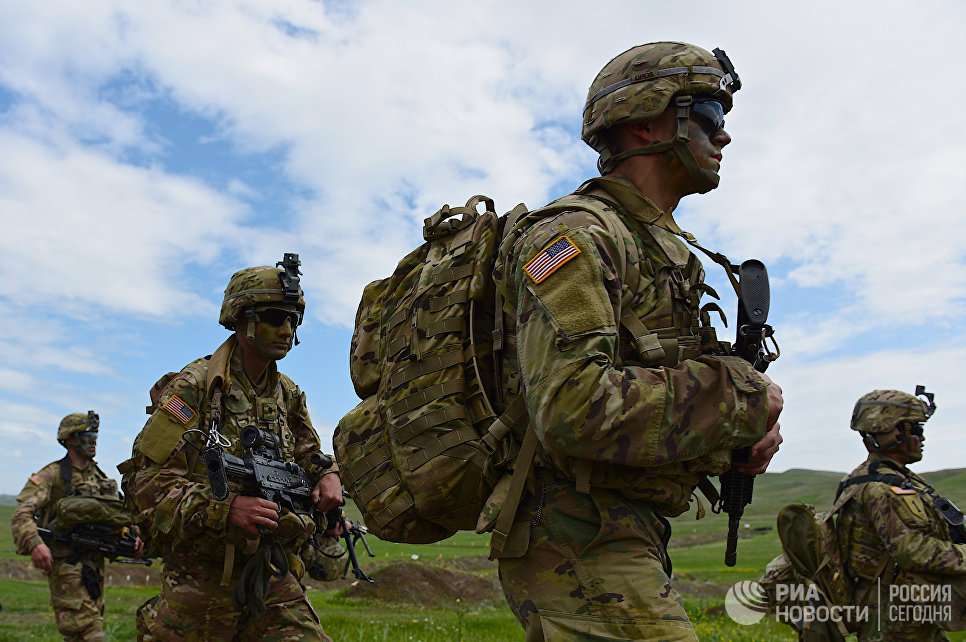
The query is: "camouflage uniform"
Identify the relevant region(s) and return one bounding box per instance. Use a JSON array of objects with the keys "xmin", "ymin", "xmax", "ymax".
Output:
[
  {"xmin": 492, "ymin": 173, "xmax": 770, "ymax": 640},
  {"xmin": 836, "ymin": 453, "xmax": 966, "ymax": 641},
  {"xmin": 11, "ymin": 432, "xmax": 118, "ymax": 642},
  {"xmin": 121, "ymin": 261, "xmax": 335, "ymax": 642}
]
